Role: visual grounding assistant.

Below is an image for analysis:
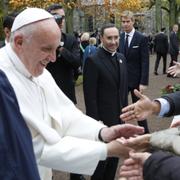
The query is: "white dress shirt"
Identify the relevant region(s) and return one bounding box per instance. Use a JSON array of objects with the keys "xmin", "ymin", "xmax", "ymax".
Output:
[
  {"xmin": 0, "ymin": 44, "xmax": 107, "ymax": 180},
  {"xmin": 125, "ymin": 28, "xmax": 135, "ymax": 47}
]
